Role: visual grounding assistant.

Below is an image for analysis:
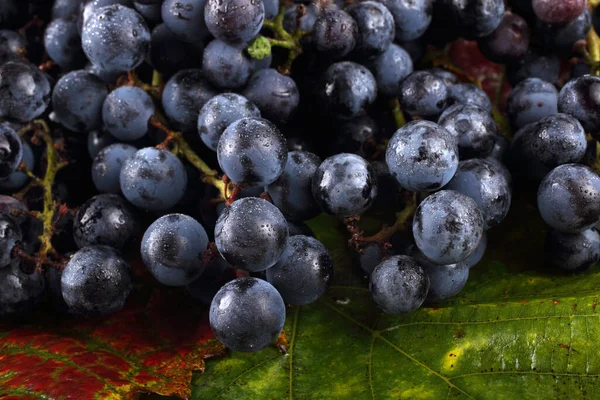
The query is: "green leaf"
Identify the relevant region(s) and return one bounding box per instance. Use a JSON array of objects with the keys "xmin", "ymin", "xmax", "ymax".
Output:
[{"xmin": 192, "ymin": 192, "xmax": 600, "ymax": 399}]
